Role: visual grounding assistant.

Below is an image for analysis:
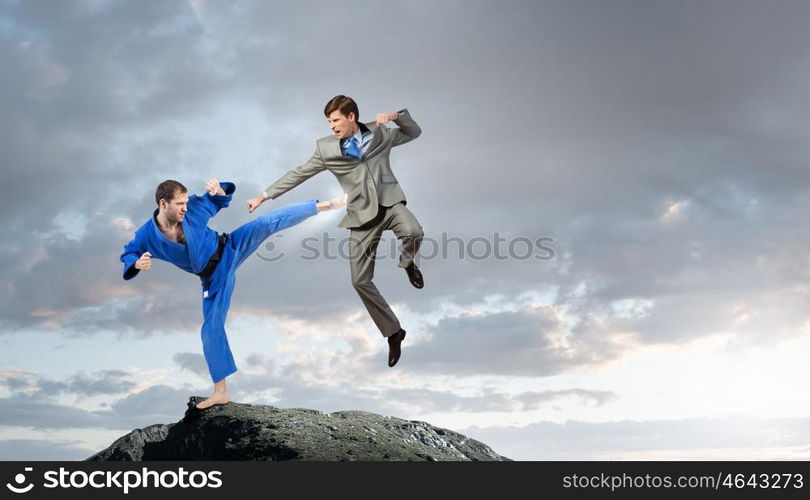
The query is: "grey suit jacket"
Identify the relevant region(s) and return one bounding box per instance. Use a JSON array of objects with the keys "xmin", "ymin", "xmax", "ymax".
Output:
[{"xmin": 262, "ymin": 108, "xmax": 421, "ymax": 229}]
